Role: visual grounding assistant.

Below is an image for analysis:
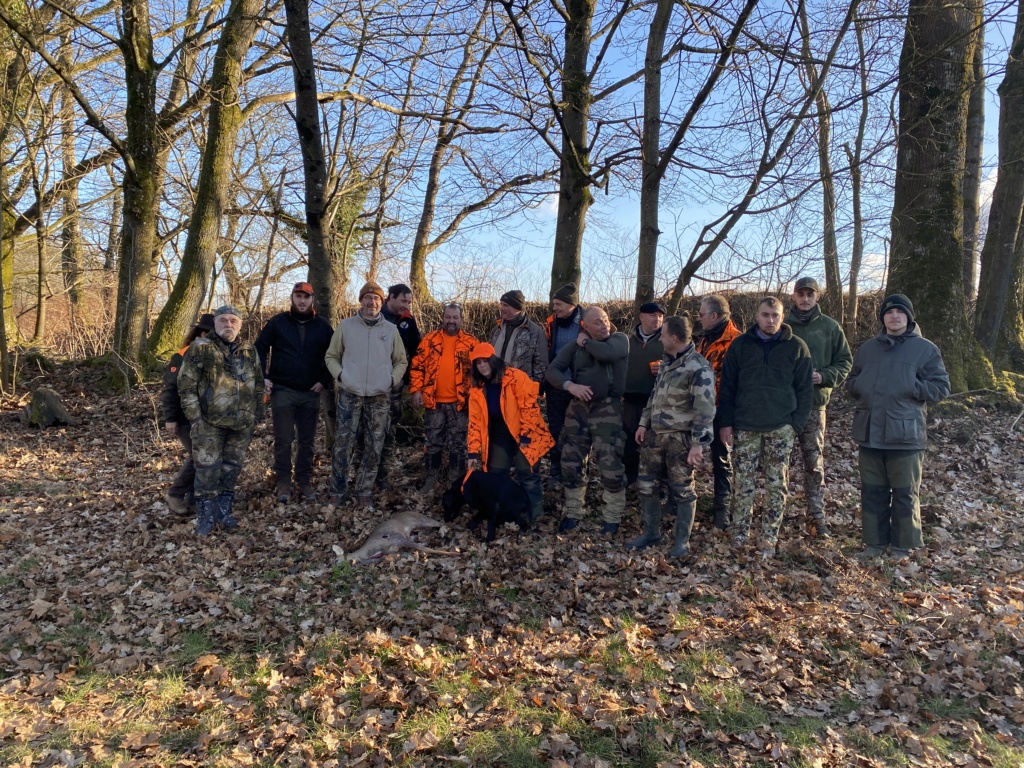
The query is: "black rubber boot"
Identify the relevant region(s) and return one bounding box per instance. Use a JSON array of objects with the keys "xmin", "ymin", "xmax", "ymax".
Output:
[
  {"xmin": 626, "ymin": 495, "xmax": 662, "ymax": 550},
  {"xmin": 216, "ymin": 491, "xmax": 239, "ymax": 532},
  {"xmin": 196, "ymin": 498, "xmax": 216, "ymax": 536},
  {"xmin": 669, "ymin": 499, "xmax": 695, "ymax": 558},
  {"xmin": 713, "ymin": 503, "xmax": 729, "ymax": 531},
  {"xmin": 422, "ymin": 453, "xmax": 443, "ymax": 493},
  {"xmin": 447, "ymin": 450, "xmax": 467, "ymax": 487}
]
